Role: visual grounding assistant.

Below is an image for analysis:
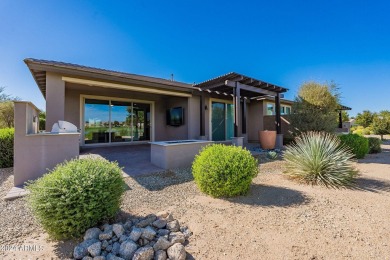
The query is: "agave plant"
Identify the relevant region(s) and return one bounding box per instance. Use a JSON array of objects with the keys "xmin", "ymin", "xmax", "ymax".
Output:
[{"xmin": 283, "ymin": 132, "xmax": 358, "ymax": 188}]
